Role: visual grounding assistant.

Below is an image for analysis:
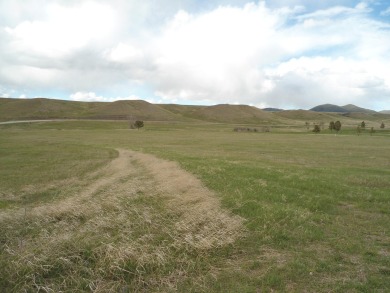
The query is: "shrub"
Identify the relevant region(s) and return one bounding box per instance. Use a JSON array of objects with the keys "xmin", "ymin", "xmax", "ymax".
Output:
[{"xmin": 134, "ymin": 121, "xmax": 144, "ymax": 130}]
